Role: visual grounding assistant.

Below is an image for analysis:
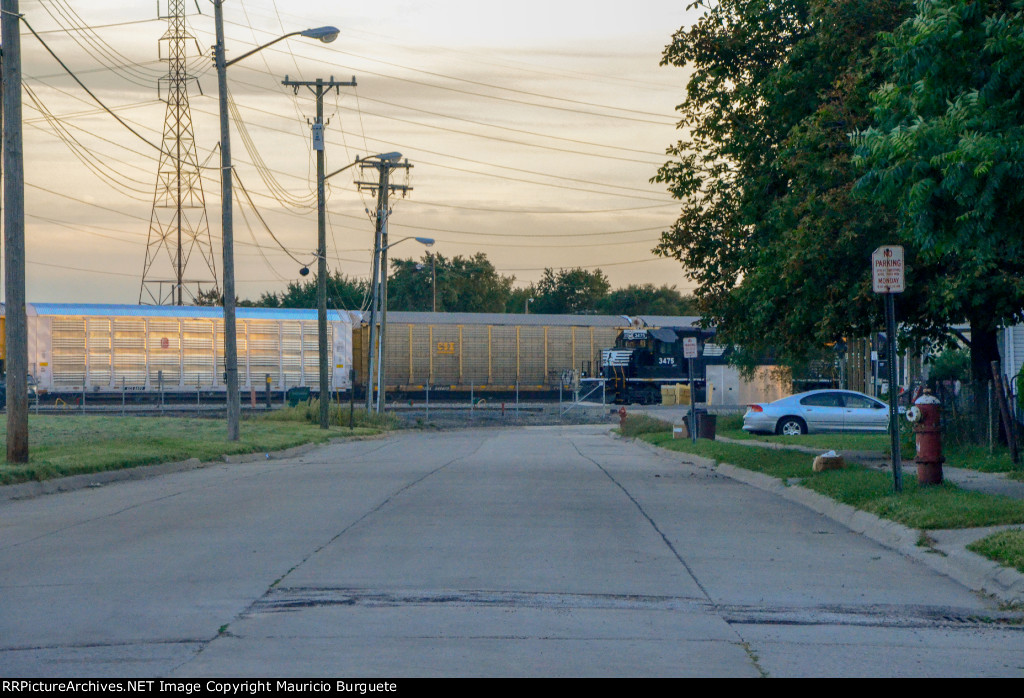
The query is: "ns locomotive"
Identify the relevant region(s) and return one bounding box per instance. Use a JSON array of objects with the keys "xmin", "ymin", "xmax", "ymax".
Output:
[{"xmin": 596, "ymin": 323, "xmax": 727, "ymax": 405}]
